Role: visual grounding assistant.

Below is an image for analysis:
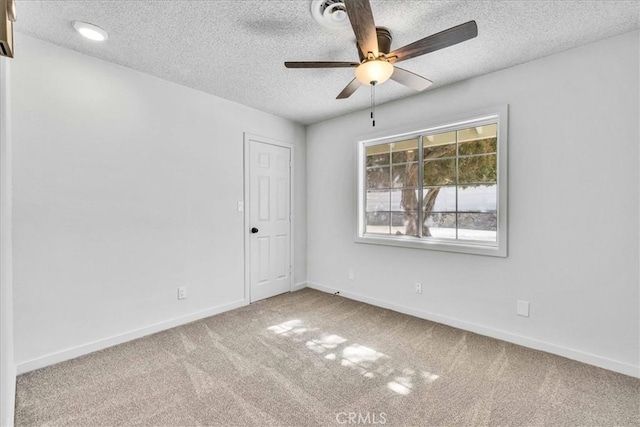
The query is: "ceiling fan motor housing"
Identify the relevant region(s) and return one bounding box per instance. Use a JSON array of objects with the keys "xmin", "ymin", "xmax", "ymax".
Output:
[{"xmin": 357, "ymin": 27, "xmax": 392, "ymax": 61}]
